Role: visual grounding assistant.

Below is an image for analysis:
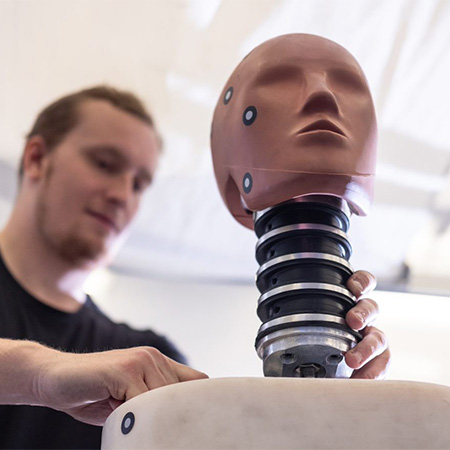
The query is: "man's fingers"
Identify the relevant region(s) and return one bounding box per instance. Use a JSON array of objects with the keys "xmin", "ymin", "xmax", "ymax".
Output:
[
  {"xmin": 142, "ymin": 352, "xmax": 181, "ymax": 390},
  {"xmin": 108, "ymin": 397, "xmax": 123, "ymax": 411},
  {"xmin": 346, "ymin": 297, "xmax": 379, "ymax": 330},
  {"xmin": 347, "ymin": 270, "xmax": 377, "ymax": 298},
  {"xmin": 143, "ymin": 365, "xmax": 176, "ymax": 390},
  {"xmin": 170, "ymin": 359, "xmax": 209, "ymax": 382},
  {"xmin": 105, "ymin": 347, "xmax": 205, "ymax": 402},
  {"xmin": 124, "ymin": 377, "xmax": 151, "ymax": 401},
  {"xmin": 123, "ymin": 348, "xmax": 208, "ymax": 398},
  {"xmin": 351, "ymin": 348, "xmax": 391, "ymax": 380},
  {"xmin": 344, "ymin": 269, "xmax": 390, "ymax": 380},
  {"xmin": 345, "ymin": 326, "xmax": 388, "ymax": 370}
]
